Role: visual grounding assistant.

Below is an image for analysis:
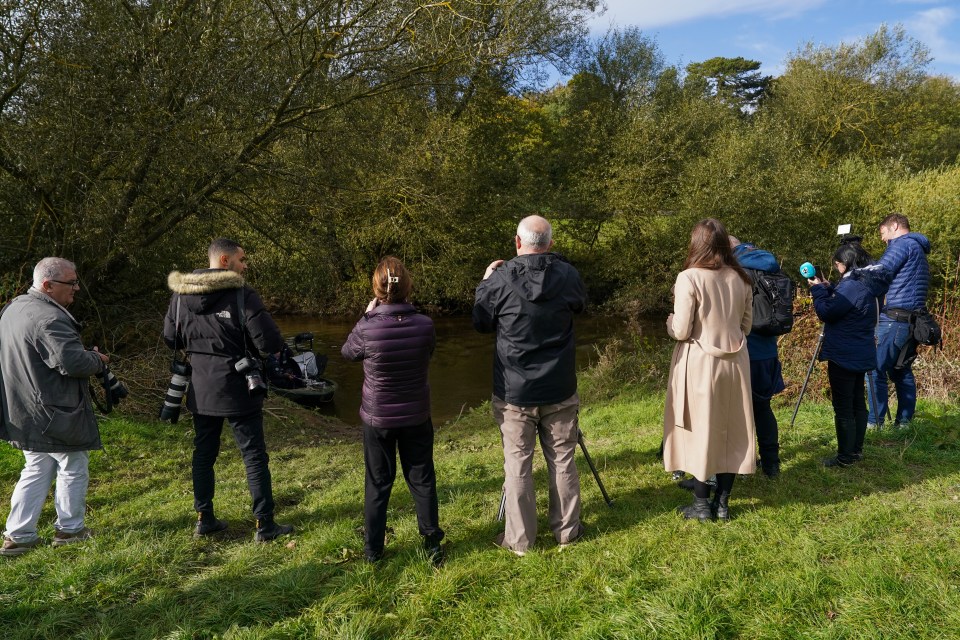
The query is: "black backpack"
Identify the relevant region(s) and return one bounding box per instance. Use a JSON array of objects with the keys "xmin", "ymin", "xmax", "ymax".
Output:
[{"xmin": 745, "ymin": 267, "xmax": 795, "ymax": 336}]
